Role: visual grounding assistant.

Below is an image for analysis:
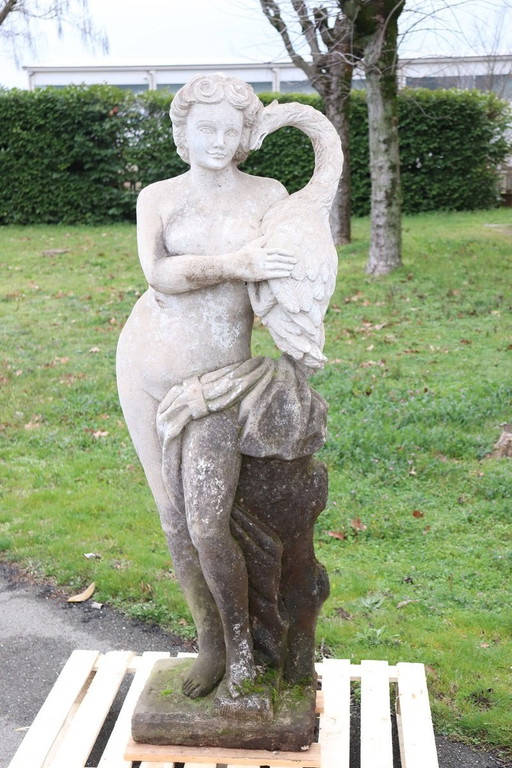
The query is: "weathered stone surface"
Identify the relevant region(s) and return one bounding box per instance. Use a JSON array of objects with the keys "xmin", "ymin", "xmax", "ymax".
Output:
[
  {"xmin": 132, "ymin": 658, "xmax": 317, "ymax": 751},
  {"xmin": 235, "ymin": 455, "xmax": 330, "ymax": 683},
  {"xmin": 117, "ymin": 72, "xmax": 342, "ymax": 745}
]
